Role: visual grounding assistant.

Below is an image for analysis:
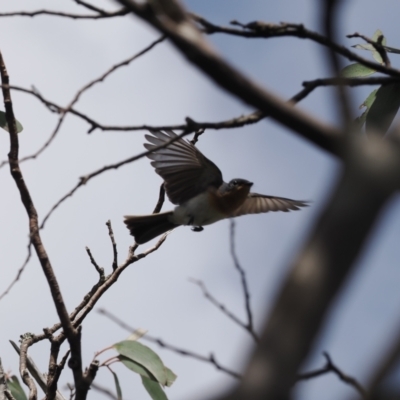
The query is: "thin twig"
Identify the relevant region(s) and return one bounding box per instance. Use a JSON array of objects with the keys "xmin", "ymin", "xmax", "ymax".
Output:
[
  {"xmin": 0, "ymin": 240, "xmax": 32, "ymax": 301},
  {"xmin": 106, "ymin": 221, "xmax": 118, "ymax": 271},
  {"xmin": 189, "ymin": 278, "xmax": 259, "ymax": 343},
  {"xmin": 189, "ymin": 128, "xmax": 205, "ymax": 145},
  {"xmin": 0, "ymin": 36, "xmax": 166, "ymax": 169},
  {"xmin": 39, "ymin": 130, "xmax": 194, "ymax": 229},
  {"xmin": 296, "ymin": 353, "xmax": 367, "ymax": 399},
  {"xmin": 229, "ymin": 220, "xmax": 257, "ymax": 341},
  {"xmin": 0, "ymin": 8, "xmax": 129, "ymax": 20},
  {"xmin": 192, "ymin": 15, "xmax": 400, "ymax": 78},
  {"xmin": 98, "ymin": 308, "xmax": 241, "ymax": 379},
  {"xmin": 347, "ymin": 32, "xmax": 391, "ymax": 67},
  {"xmin": 85, "ymin": 247, "xmax": 104, "ymax": 278},
  {"xmin": 0, "ymin": 50, "xmax": 86, "ymax": 399}
]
